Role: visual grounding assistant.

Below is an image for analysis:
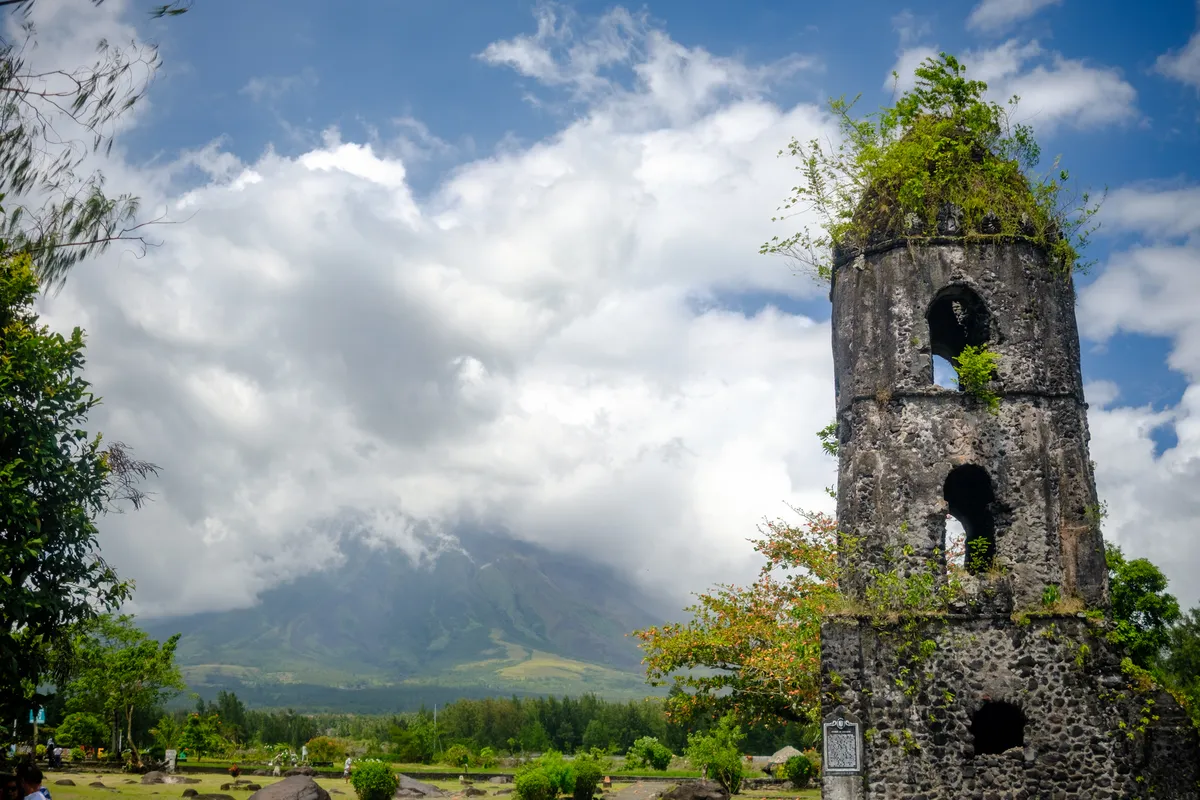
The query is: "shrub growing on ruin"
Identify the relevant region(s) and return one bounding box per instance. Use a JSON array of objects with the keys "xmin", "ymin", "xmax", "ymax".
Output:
[{"xmin": 762, "ymin": 52, "xmax": 1102, "ymax": 281}]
